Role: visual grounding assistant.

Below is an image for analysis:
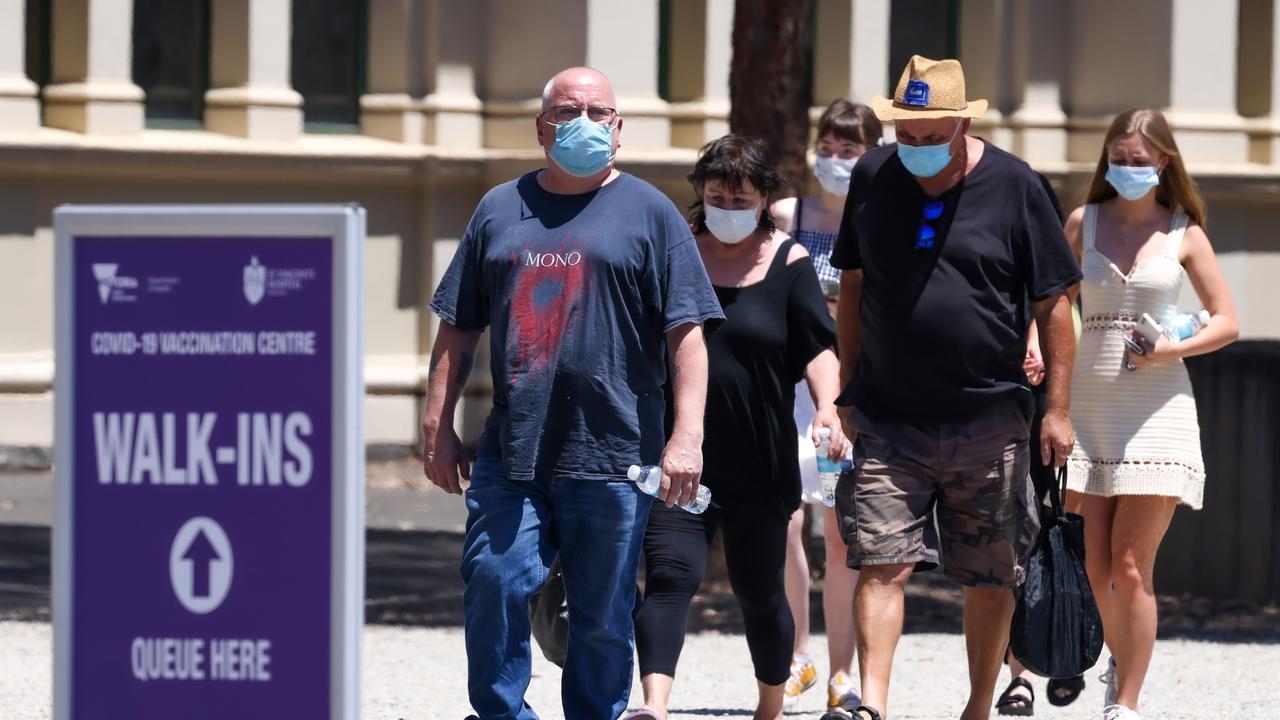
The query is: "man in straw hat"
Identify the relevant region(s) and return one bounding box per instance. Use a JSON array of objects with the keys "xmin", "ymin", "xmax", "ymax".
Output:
[{"xmin": 824, "ymin": 56, "xmax": 1082, "ymax": 720}]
